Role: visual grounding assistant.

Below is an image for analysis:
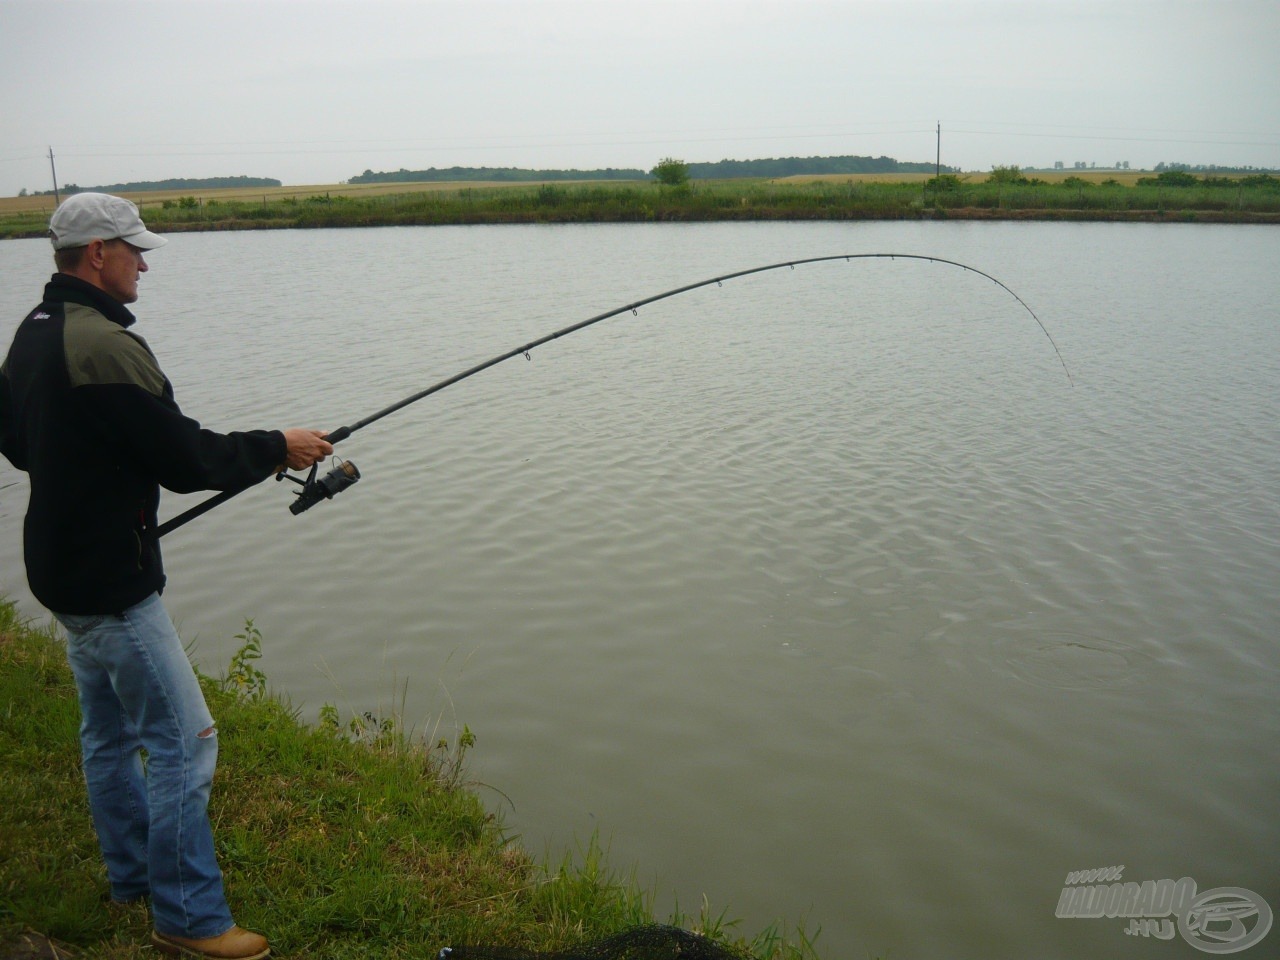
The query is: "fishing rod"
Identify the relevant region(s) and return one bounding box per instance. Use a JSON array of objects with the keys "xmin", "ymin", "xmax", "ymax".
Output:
[{"xmin": 154, "ymin": 252, "xmax": 1072, "ymax": 538}]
